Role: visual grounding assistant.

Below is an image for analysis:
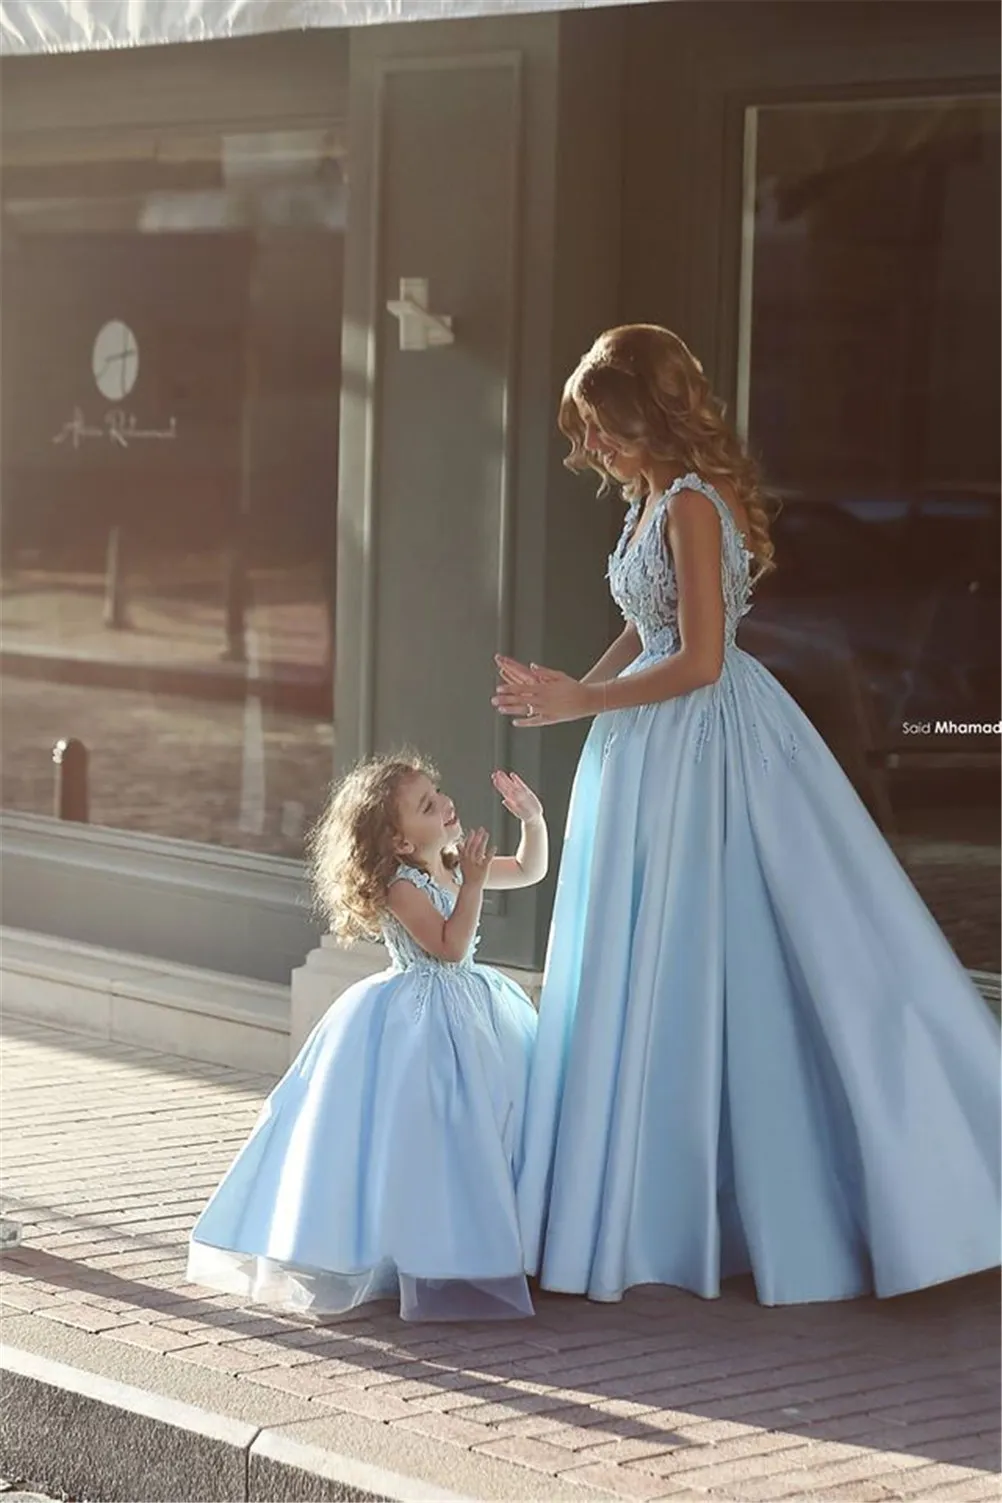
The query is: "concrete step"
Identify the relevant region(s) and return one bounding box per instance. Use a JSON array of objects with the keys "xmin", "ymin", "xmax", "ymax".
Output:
[
  {"xmin": 0, "ymin": 928, "xmax": 288, "ymax": 1073},
  {"xmin": 2, "ymin": 927, "xmax": 995, "ymax": 1080}
]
